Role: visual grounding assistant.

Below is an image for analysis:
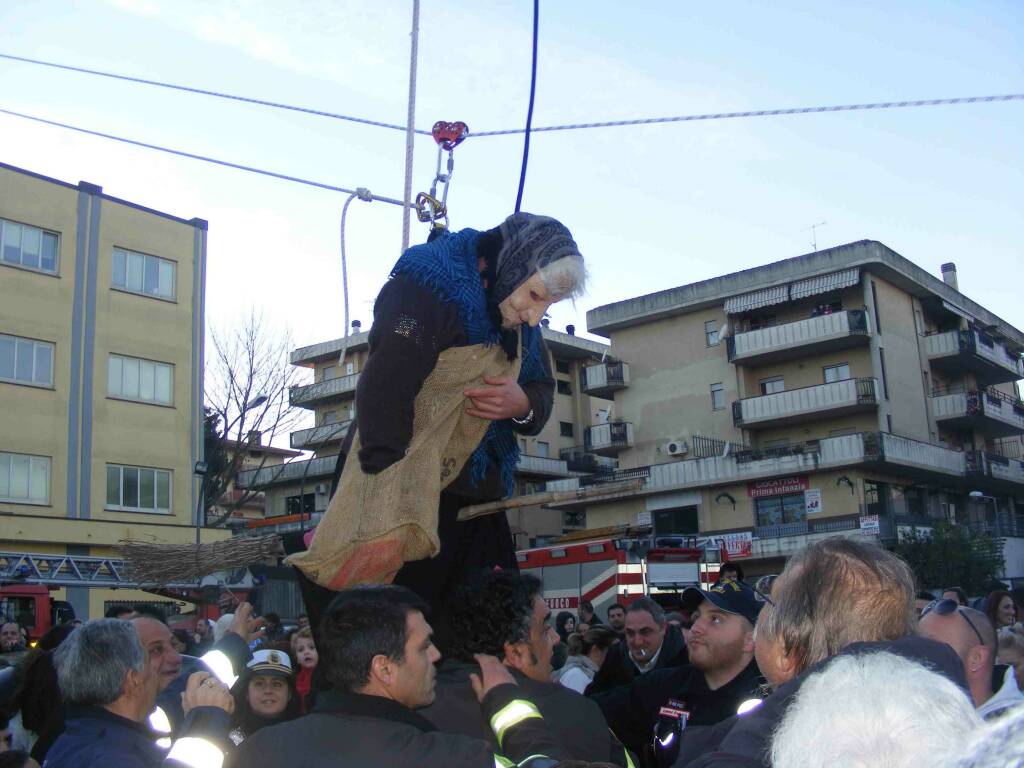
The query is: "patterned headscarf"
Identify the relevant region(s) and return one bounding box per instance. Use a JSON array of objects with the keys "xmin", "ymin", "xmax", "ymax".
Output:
[{"xmin": 492, "ymin": 213, "xmax": 582, "ymax": 305}]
